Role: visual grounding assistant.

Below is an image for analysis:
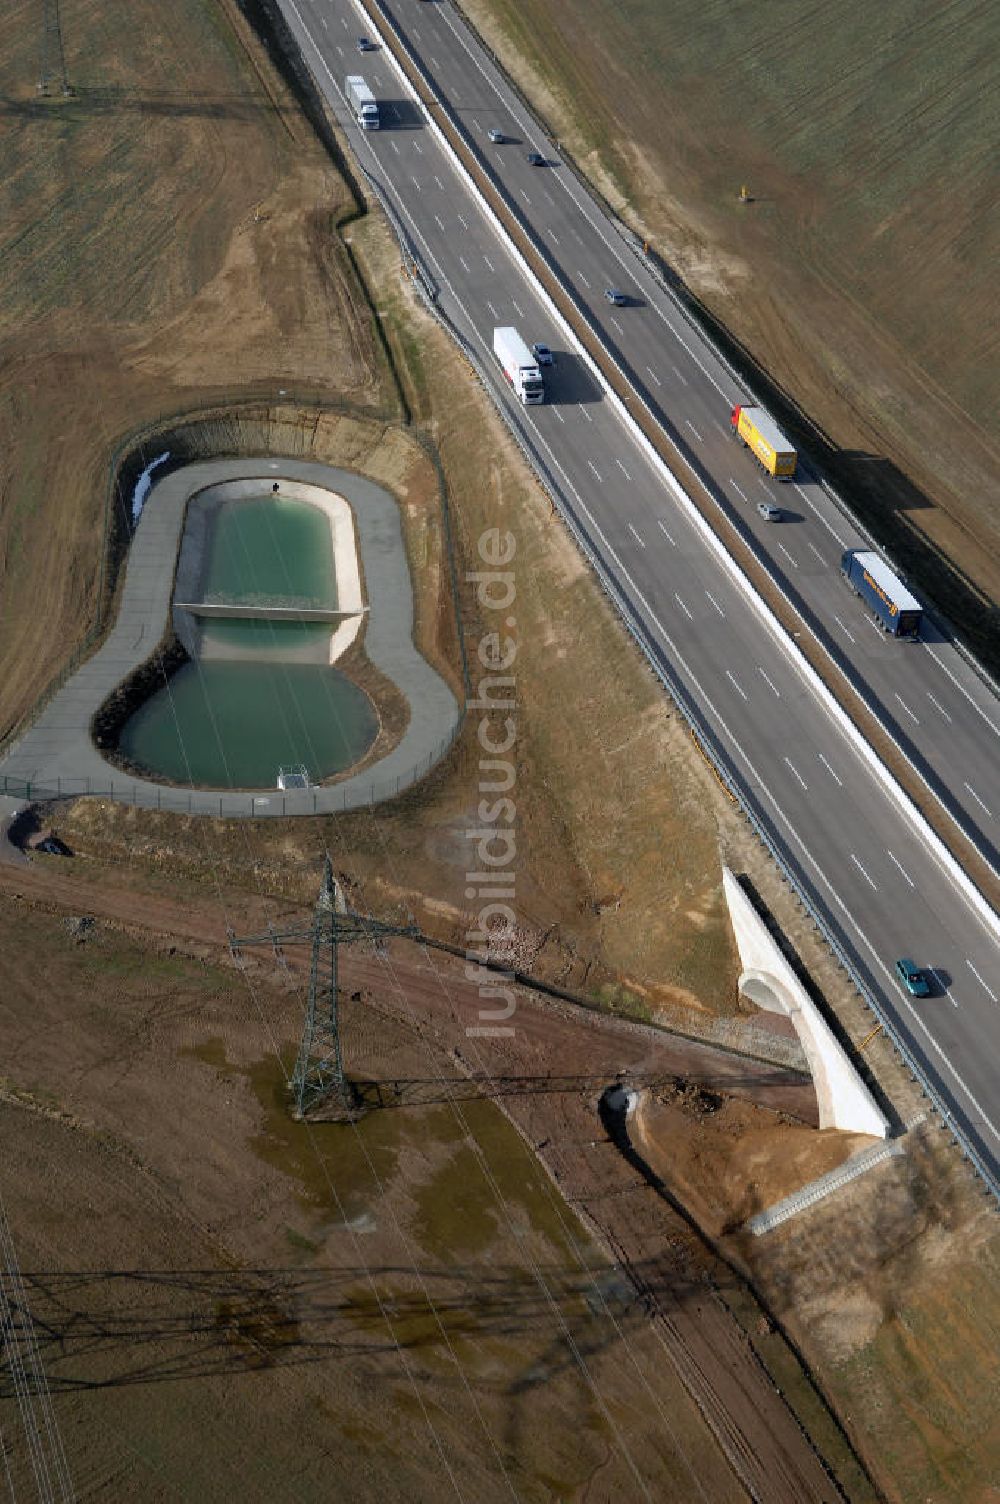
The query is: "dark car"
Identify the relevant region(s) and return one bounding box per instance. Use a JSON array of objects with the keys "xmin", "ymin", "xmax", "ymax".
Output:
[
  {"xmin": 895, "ymin": 957, "xmax": 931, "ymax": 998},
  {"xmin": 531, "ymin": 342, "xmax": 554, "ymax": 366},
  {"xmin": 604, "ymin": 287, "xmax": 627, "ymax": 306},
  {"xmin": 526, "ymin": 151, "xmax": 545, "ymax": 166},
  {"xmin": 356, "ymin": 36, "xmax": 377, "ymax": 51}
]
